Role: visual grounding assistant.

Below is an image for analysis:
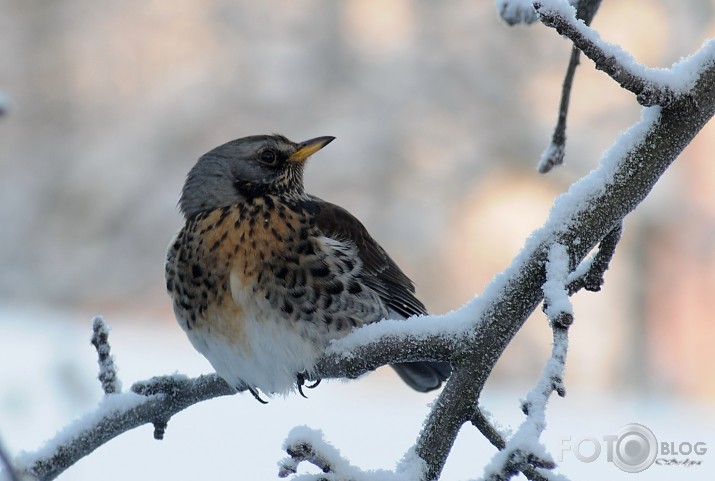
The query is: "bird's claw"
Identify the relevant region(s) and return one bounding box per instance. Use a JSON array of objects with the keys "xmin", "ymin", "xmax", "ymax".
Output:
[{"xmin": 296, "ymin": 373, "xmax": 322, "ymax": 398}]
